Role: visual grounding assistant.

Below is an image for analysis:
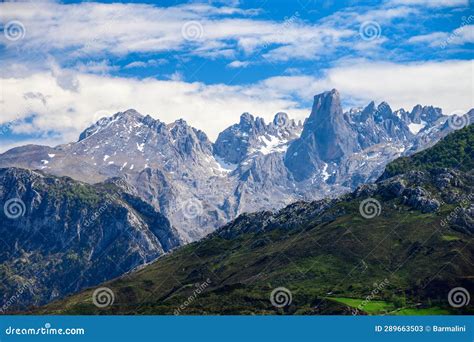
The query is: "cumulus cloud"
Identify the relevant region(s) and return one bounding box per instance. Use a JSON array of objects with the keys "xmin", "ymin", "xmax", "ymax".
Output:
[{"xmin": 326, "ymin": 60, "xmax": 473, "ymax": 113}]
